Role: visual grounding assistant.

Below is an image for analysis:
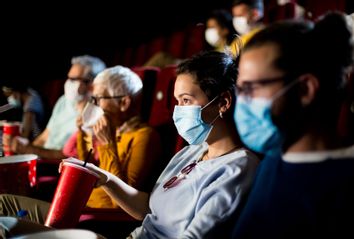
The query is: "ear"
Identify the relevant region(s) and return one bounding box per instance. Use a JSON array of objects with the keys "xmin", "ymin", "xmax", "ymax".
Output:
[
  {"xmin": 218, "ymin": 91, "xmax": 233, "ymax": 113},
  {"xmin": 298, "ymin": 74, "xmax": 319, "ymax": 106},
  {"xmin": 250, "ymin": 9, "xmax": 261, "ymax": 22},
  {"xmin": 119, "ymin": 96, "xmax": 131, "ymax": 112}
]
